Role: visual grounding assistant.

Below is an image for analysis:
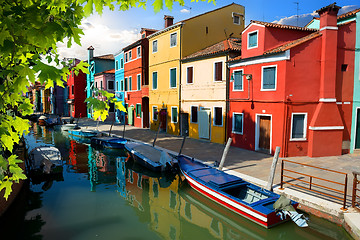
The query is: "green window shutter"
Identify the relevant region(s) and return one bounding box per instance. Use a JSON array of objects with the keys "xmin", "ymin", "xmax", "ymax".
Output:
[{"xmin": 170, "ymin": 68, "xmax": 176, "ymax": 88}]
